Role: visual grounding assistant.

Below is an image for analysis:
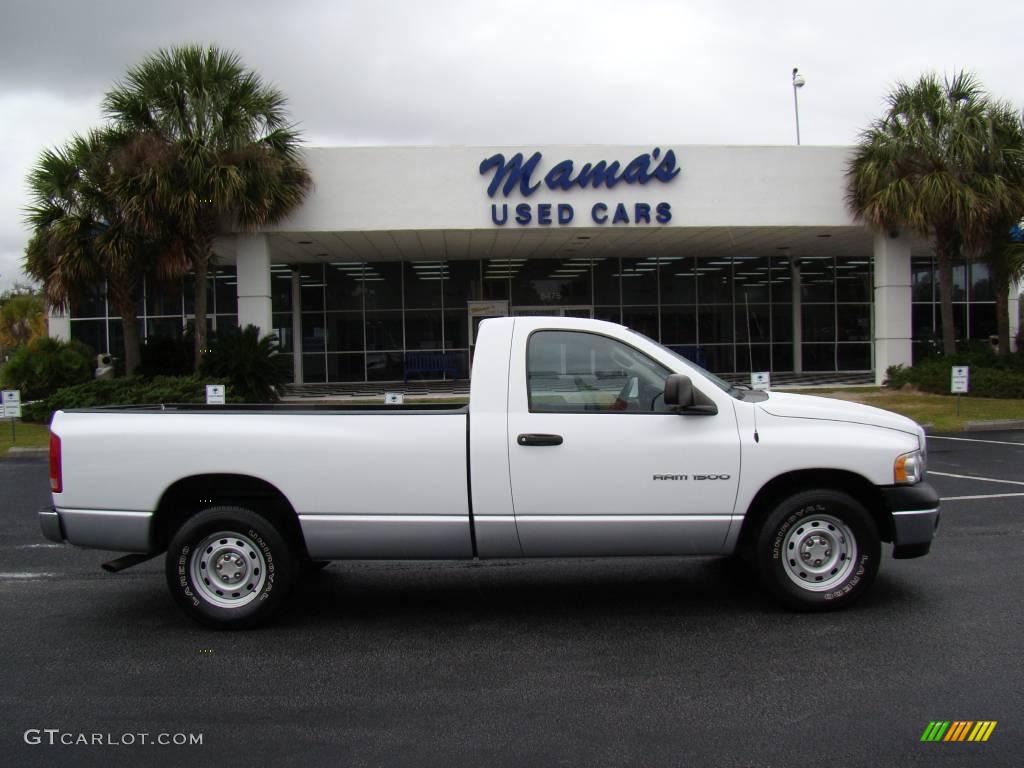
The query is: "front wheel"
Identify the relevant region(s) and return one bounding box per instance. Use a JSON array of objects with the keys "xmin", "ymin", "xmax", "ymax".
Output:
[
  {"xmin": 754, "ymin": 489, "xmax": 880, "ymax": 611},
  {"xmin": 165, "ymin": 506, "xmax": 295, "ymax": 629}
]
